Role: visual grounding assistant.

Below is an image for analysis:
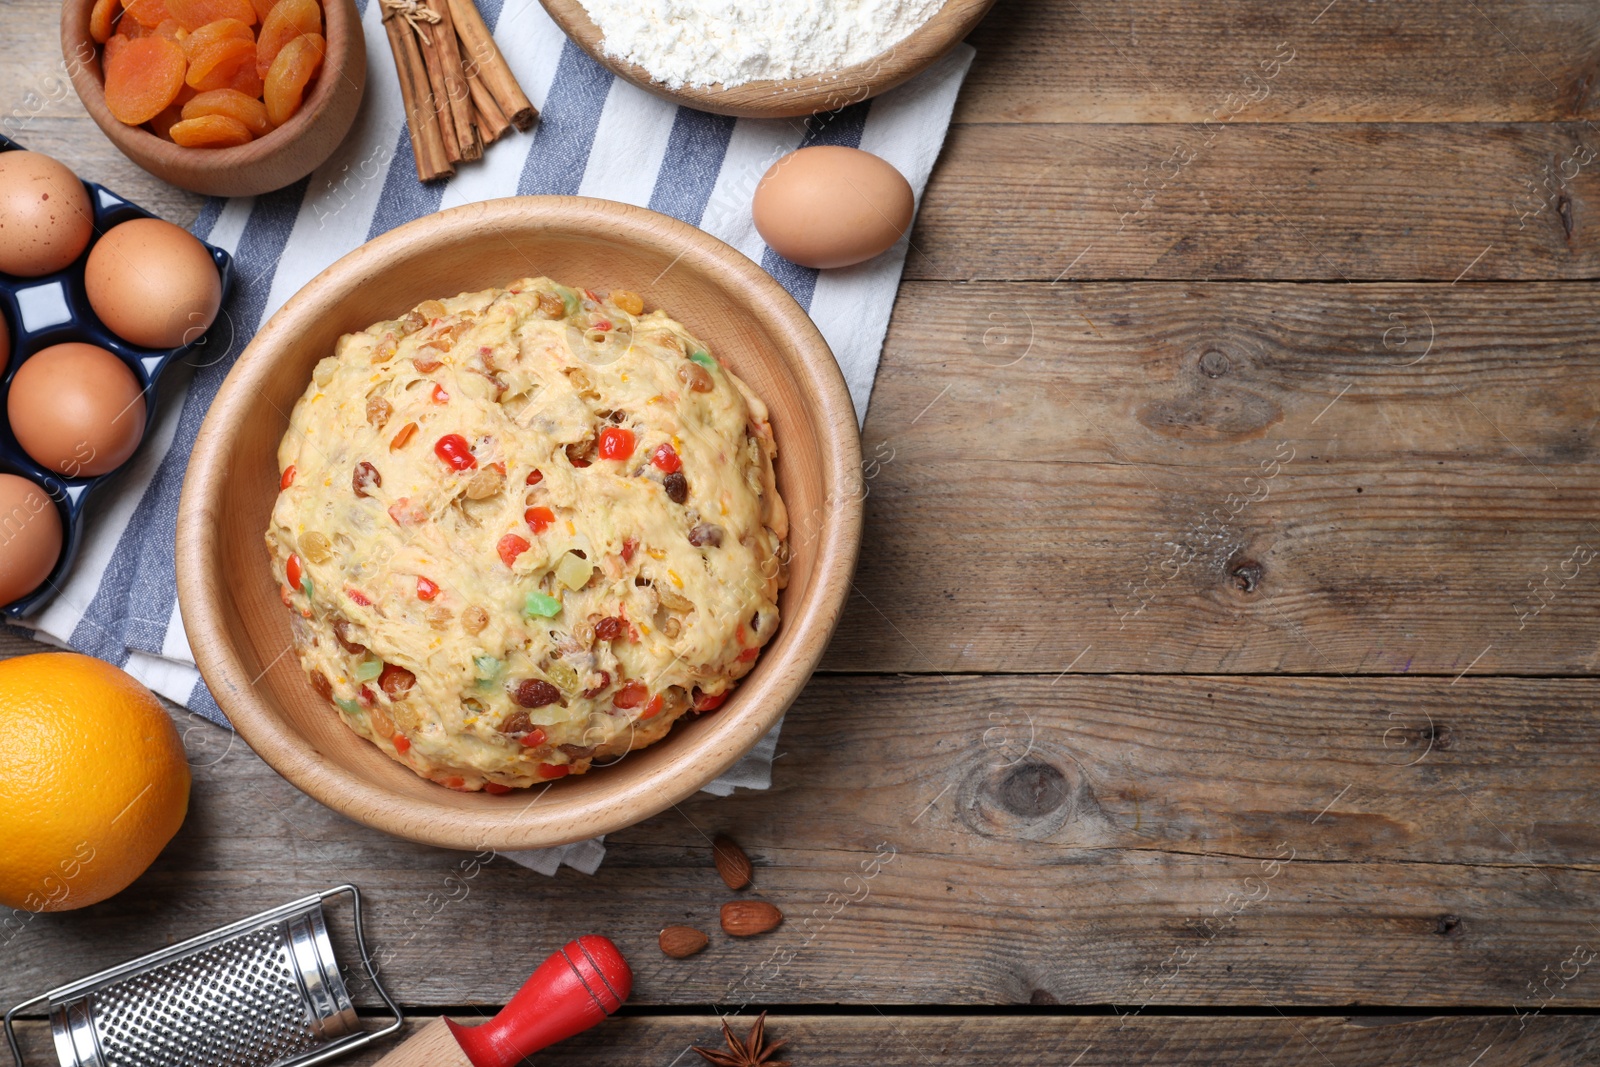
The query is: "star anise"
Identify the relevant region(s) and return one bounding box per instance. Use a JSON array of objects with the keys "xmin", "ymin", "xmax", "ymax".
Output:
[{"xmin": 691, "ymin": 1011, "xmax": 789, "ymax": 1067}]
